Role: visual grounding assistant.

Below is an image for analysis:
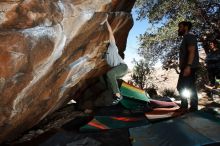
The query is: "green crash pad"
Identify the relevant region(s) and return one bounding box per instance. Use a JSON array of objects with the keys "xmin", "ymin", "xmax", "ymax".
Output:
[{"xmin": 120, "ymin": 82, "xmax": 150, "ymax": 110}]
